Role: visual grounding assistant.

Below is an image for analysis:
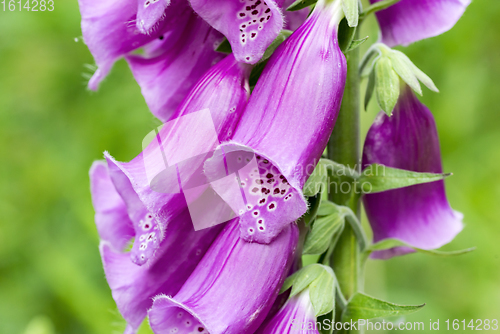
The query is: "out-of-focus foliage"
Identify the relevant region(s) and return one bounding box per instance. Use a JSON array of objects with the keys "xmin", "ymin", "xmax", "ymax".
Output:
[{"xmin": 0, "ymin": 0, "xmax": 498, "ymax": 333}]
